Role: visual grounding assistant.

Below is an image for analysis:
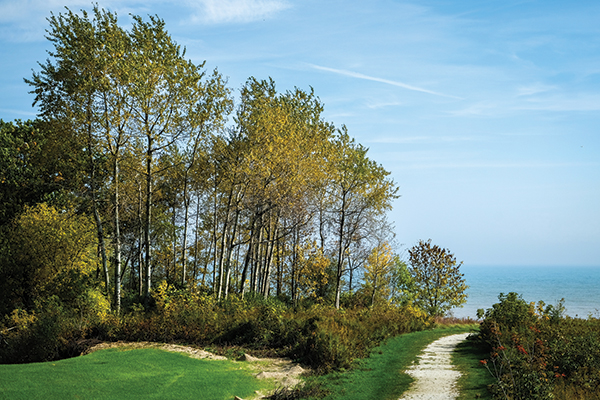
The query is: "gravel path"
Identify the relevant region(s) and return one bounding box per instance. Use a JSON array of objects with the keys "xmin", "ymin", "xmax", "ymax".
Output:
[{"xmin": 398, "ymin": 333, "xmax": 470, "ymax": 400}]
